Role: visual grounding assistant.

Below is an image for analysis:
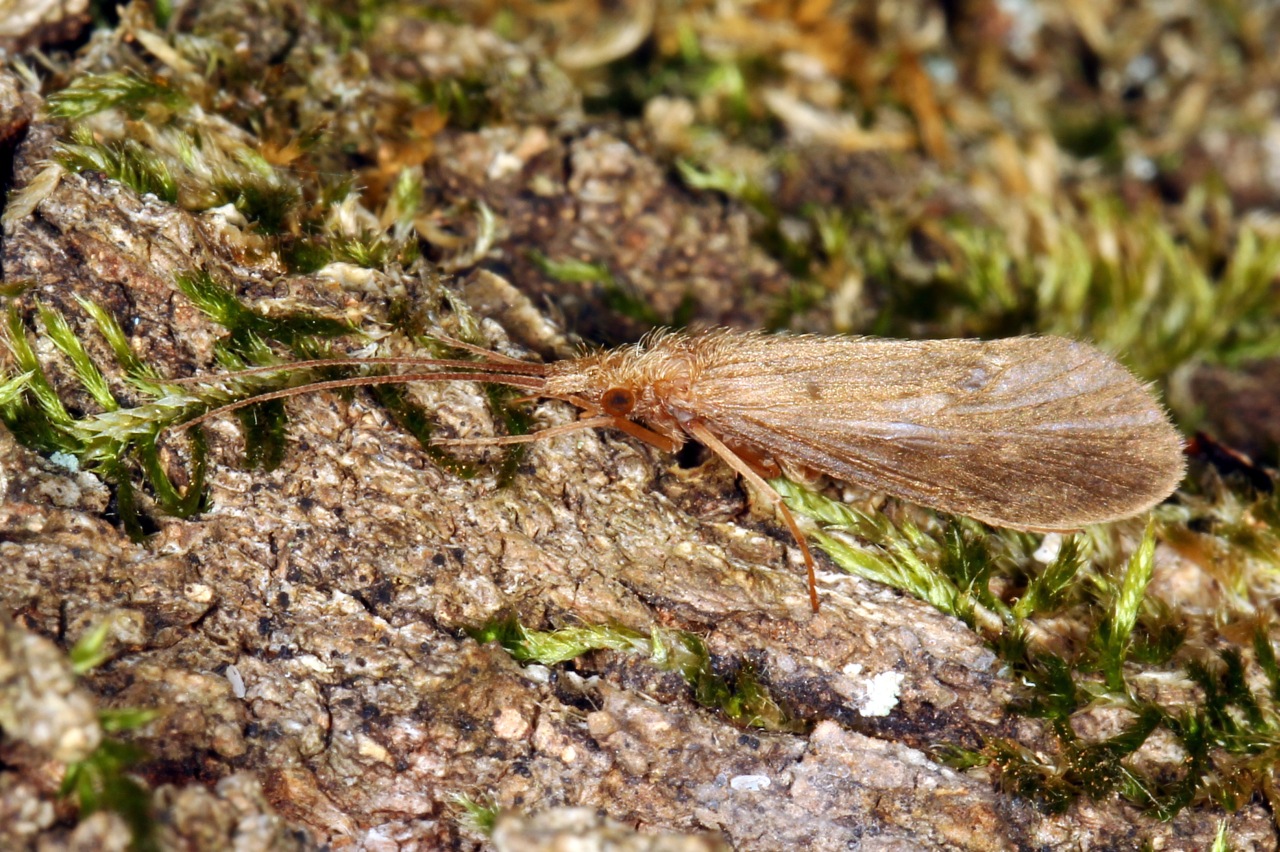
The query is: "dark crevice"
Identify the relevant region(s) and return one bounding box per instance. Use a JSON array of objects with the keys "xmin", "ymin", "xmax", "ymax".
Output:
[{"xmin": 0, "ymin": 117, "xmax": 32, "ymax": 280}]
